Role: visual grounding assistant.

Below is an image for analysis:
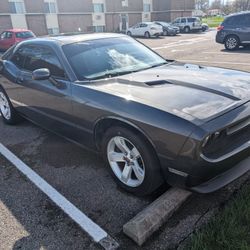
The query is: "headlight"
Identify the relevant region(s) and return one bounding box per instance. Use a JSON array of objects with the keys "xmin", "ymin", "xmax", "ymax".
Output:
[
  {"xmin": 202, "ymin": 131, "xmax": 222, "ymax": 148},
  {"xmin": 202, "ymin": 135, "xmax": 211, "ymax": 148}
]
